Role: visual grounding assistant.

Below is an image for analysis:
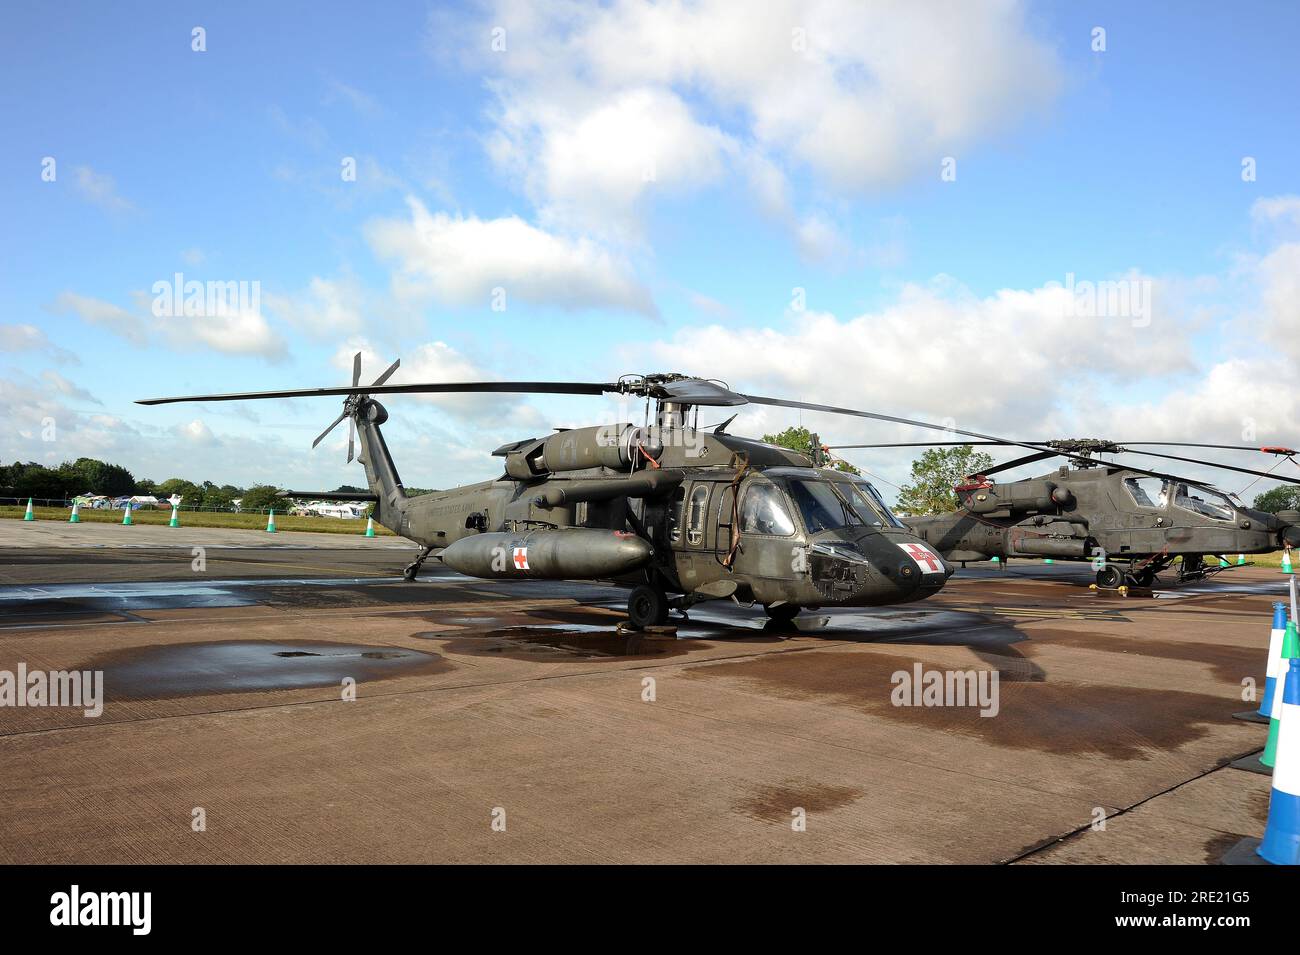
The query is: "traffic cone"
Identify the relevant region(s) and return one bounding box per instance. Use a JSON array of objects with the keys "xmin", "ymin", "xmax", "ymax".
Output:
[
  {"xmin": 365, "ymin": 516, "xmax": 376, "ymax": 538},
  {"xmin": 1263, "ymin": 622, "xmax": 1300, "ymax": 768},
  {"xmin": 1284, "ymin": 549, "xmax": 1294, "ymax": 575},
  {"xmin": 1044, "ymin": 558, "xmax": 1054, "ymax": 564},
  {"xmin": 23, "ymin": 498, "xmax": 34, "ymax": 521},
  {"xmin": 1235, "ymin": 602, "xmax": 1289, "ymax": 724},
  {"xmin": 1220, "ymin": 556, "xmax": 1230, "ymax": 568},
  {"xmin": 69, "ymin": 502, "xmax": 80, "ymax": 523},
  {"xmin": 121, "ymin": 505, "xmax": 133, "ymax": 526},
  {"xmin": 1258, "ymin": 658, "xmax": 1300, "ymax": 864},
  {"xmin": 168, "ymin": 505, "xmax": 180, "ymax": 528},
  {"xmin": 265, "ymin": 509, "xmax": 277, "ymax": 533},
  {"xmin": 1225, "ymin": 657, "xmax": 1300, "ymax": 864},
  {"xmin": 1238, "ymin": 554, "xmax": 1247, "ymax": 566}
]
